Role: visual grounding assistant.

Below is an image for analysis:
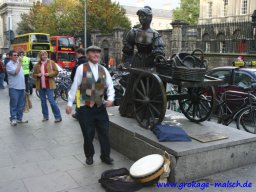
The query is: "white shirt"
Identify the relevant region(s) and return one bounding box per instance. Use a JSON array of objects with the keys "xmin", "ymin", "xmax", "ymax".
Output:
[
  {"xmin": 68, "ymin": 62, "xmax": 115, "ymax": 107},
  {"xmin": 6, "ymin": 60, "xmax": 25, "ymax": 90}
]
